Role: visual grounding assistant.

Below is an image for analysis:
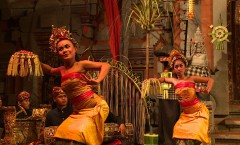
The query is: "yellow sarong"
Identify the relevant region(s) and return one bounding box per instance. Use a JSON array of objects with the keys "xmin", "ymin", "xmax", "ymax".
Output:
[
  {"xmin": 54, "ymin": 72, "xmax": 109, "ymax": 145},
  {"xmin": 54, "ymin": 95, "xmax": 109, "ymax": 145},
  {"xmin": 173, "ymin": 82, "xmax": 210, "ymax": 144}
]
